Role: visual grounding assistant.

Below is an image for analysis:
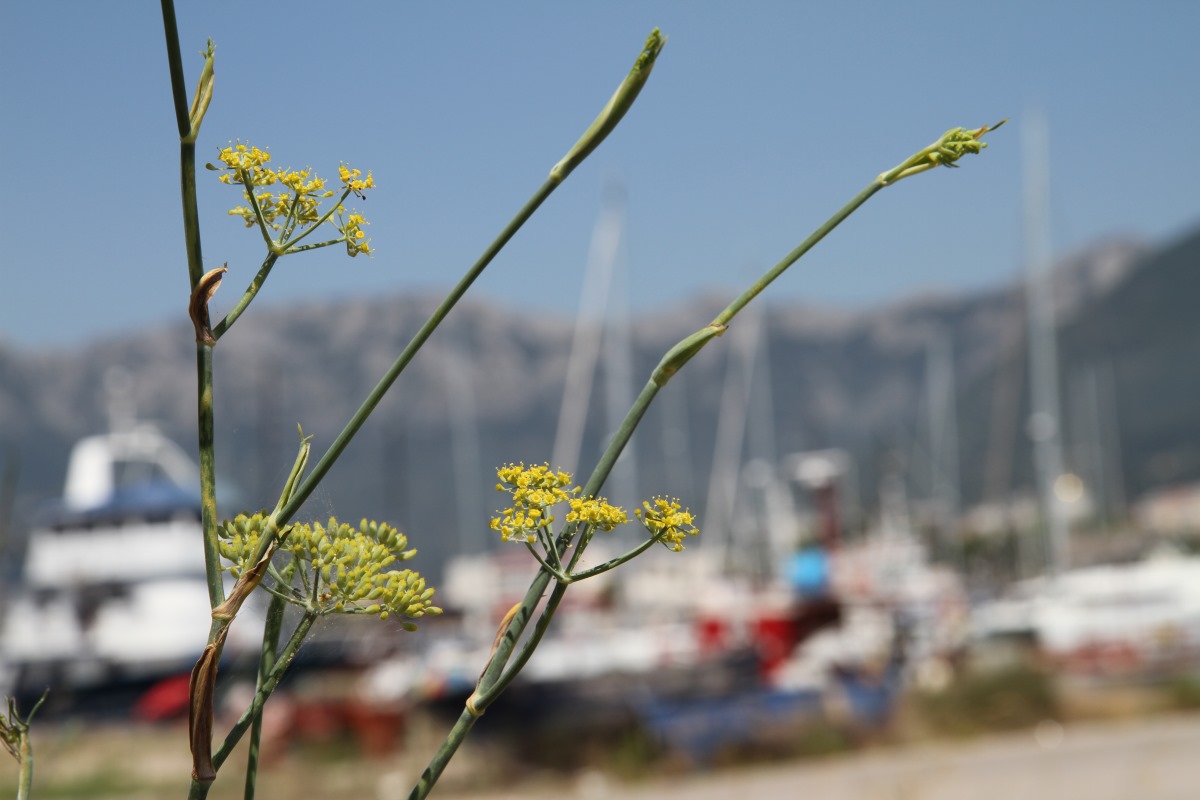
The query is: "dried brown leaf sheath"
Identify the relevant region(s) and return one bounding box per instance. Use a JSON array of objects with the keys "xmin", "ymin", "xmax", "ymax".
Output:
[
  {"xmin": 188, "ymin": 625, "xmax": 228, "ymax": 782},
  {"xmin": 189, "ymin": 265, "xmax": 227, "ymax": 345}
]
